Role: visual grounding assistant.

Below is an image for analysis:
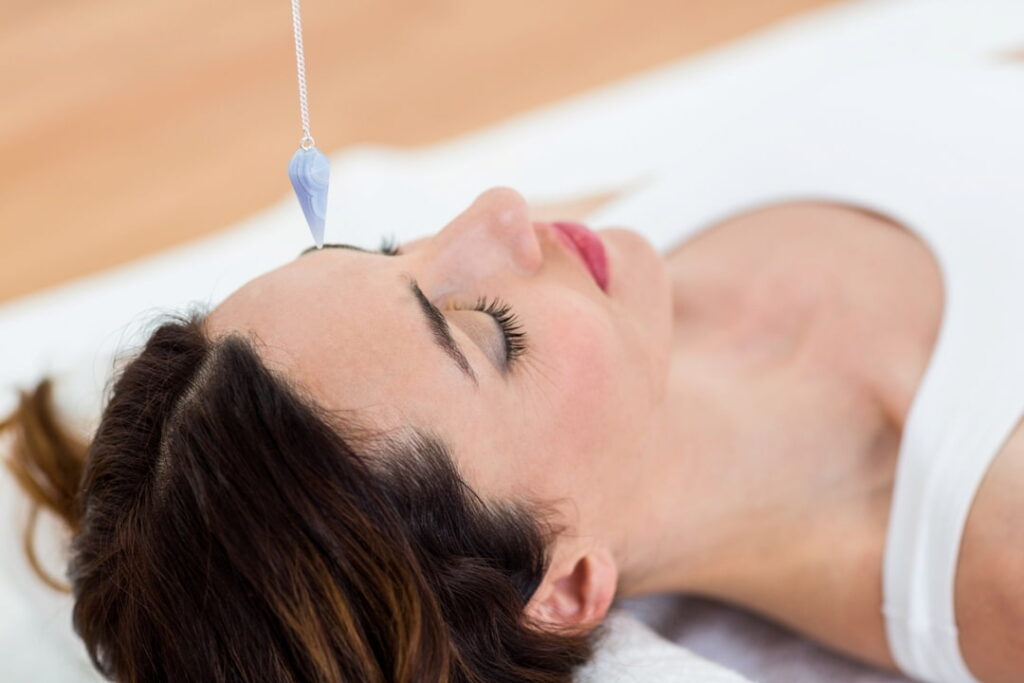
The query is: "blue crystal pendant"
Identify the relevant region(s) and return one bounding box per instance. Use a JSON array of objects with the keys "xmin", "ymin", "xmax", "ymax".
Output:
[{"xmin": 288, "ymin": 146, "xmax": 331, "ymax": 248}]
